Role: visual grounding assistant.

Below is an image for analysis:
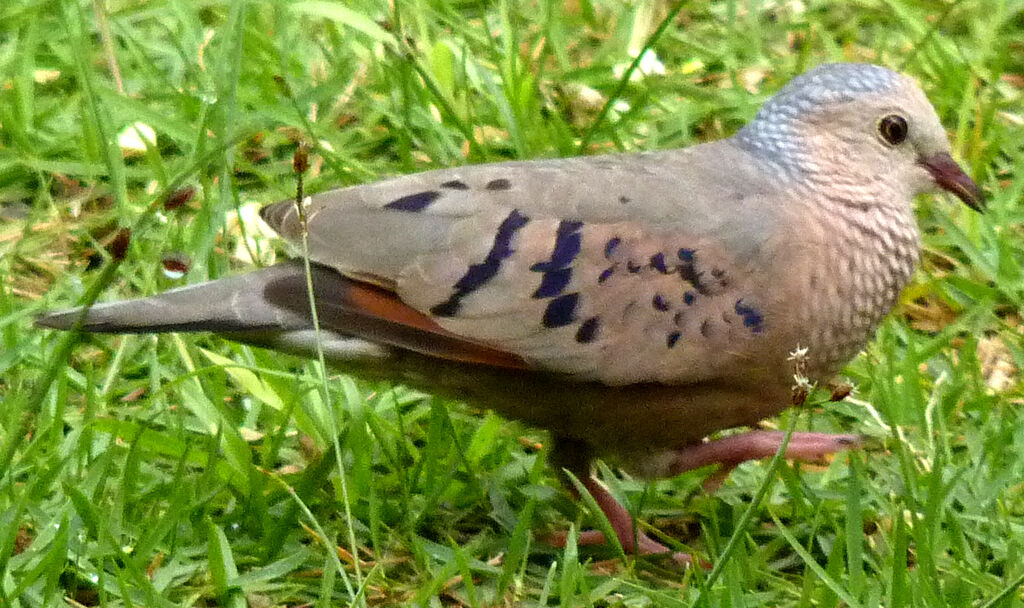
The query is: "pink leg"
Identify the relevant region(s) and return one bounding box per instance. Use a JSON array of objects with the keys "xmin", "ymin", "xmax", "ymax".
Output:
[
  {"xmin": 550, "ymin": 476, "xmax": 694, "ymax": 565},
  {"xmin": 552, "ymin": 431, "xmax": 859, "ymax": 564},
  {"xmin": 665, "ymin": 431, "xmax": 861, "ymax": 477}
]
